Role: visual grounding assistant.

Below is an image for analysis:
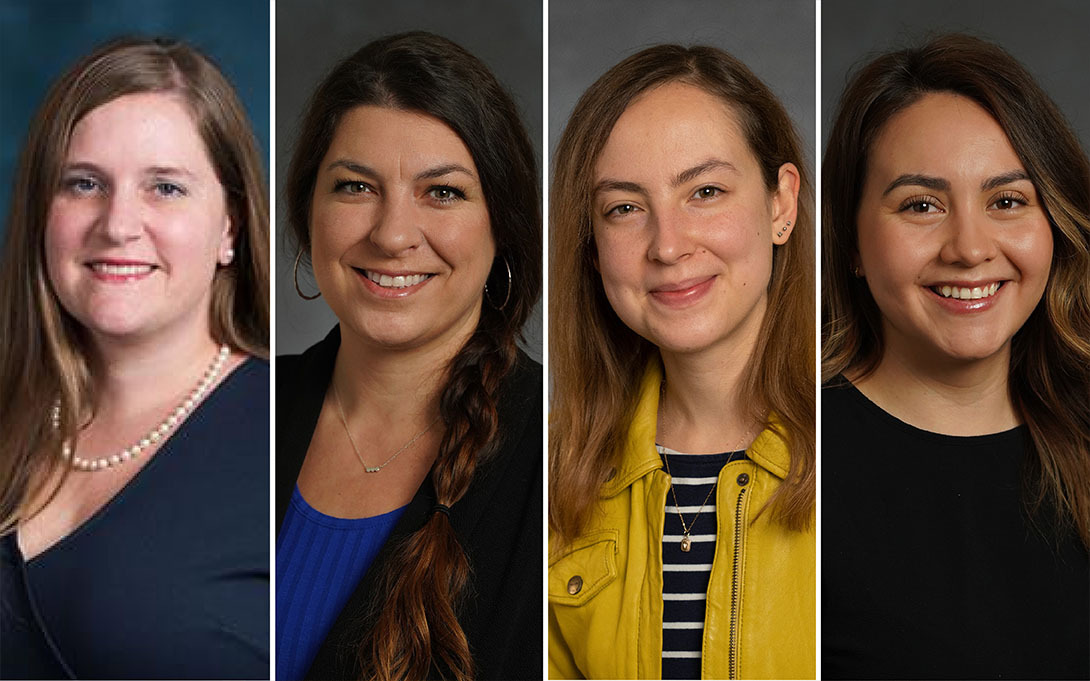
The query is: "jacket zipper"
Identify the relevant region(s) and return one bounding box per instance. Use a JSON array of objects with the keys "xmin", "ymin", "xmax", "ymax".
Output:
[{"xmin": 728, "ymin": 486, "xmax": 748, "ymax": 679}]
